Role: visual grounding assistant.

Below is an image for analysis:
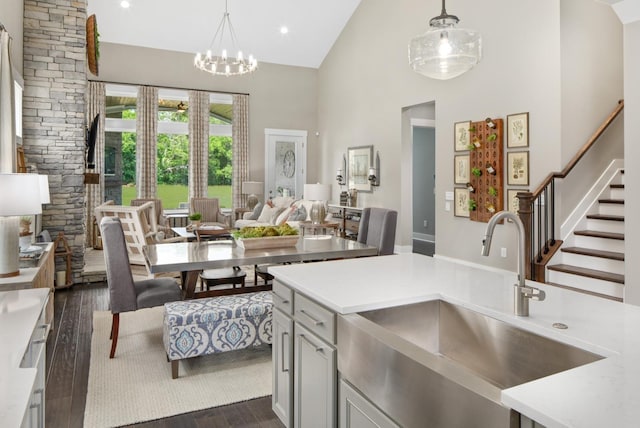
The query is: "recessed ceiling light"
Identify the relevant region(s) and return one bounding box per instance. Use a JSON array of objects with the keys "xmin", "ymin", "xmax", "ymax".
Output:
[
  {"xmin": 120, "ymin": 0, "xmax": 131, "ymax": 8},
  {"xmin": 280, "ymin": 26, "xmax": 289, "ymax": 35}
]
